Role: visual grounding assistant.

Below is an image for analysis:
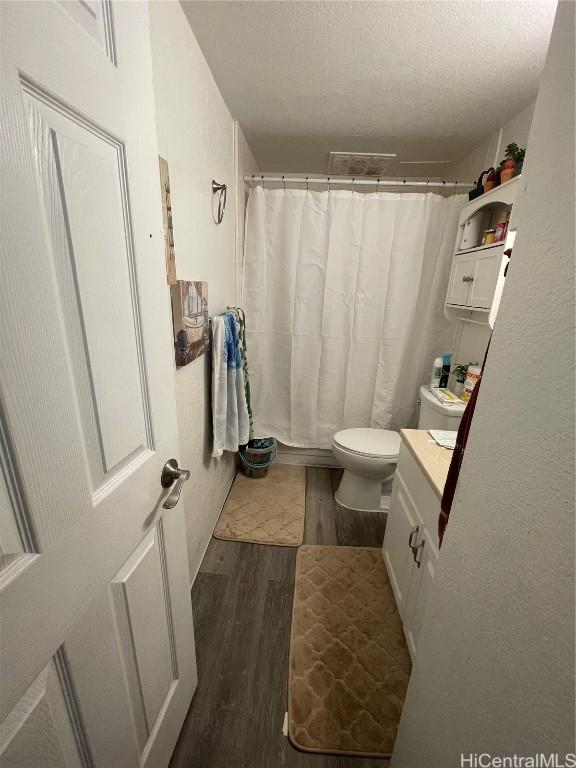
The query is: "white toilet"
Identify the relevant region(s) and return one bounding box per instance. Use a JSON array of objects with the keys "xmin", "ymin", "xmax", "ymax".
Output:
[{"xmin": 332, "ymin": 428, "xmax": 401, "ymax": 513}]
